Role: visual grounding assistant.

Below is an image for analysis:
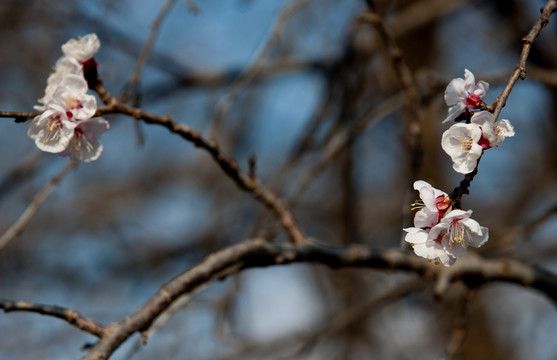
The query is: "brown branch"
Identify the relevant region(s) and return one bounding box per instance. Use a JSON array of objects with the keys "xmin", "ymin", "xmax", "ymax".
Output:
[
  {"xmin": 490, "ymin": 0, "xmax": 557, "ymax": 120},
  {"xmin": 80, "ymin": 238, "xmax": 557, "ymax": 360},
  {"xmin": 0, "ymin": 110, "xmax": 41, "ymax": 122},
  {"xmin": 94, "ymin": 89, "xmax": 305, "ymax": 245},
  {"xmin": 0, "ymin": 298, "xmax": 105, "ymax": 338},
  {"xmin": 448, "ymin": 155, "xmax": 482, "ymax": 209},
  {"xmin": 0, "ymin": 160, "xmax": 78, "ymax": 251}
]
